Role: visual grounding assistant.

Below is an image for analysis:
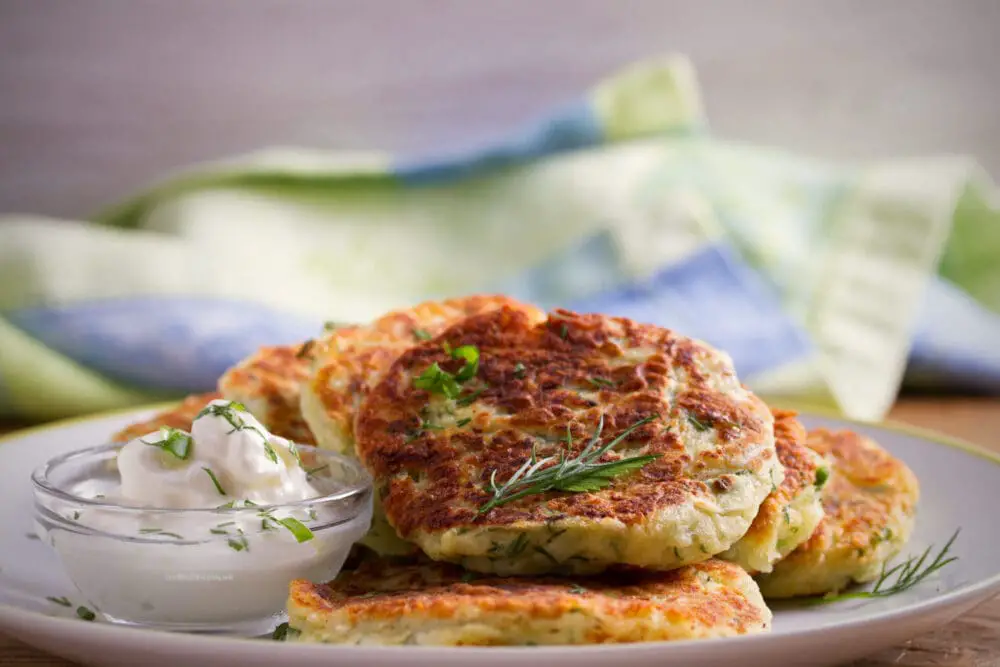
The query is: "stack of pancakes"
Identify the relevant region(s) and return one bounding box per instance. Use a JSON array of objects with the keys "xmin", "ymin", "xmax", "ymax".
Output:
[{"xmin": 114, "ymin": 296, "xmax": 919, "ymax": 646}]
